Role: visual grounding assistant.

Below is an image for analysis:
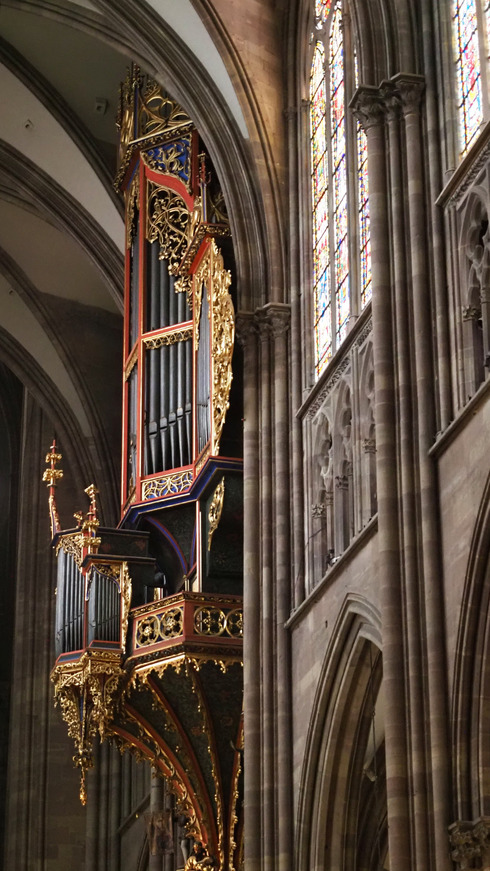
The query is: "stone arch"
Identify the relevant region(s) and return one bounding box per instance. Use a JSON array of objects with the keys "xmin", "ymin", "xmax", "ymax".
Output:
[
  {"xmin": 5, "ymin": 0, "xmax": 274, "ymax": 312},
  {"xmin": 296, "ymin": 595, "xmax": 385, "ymax": 871},
  {"xmin": 458, "ymin": 188, "xmax": 490, "ymax": 394},
  {"xmin": 0, "ymin": 324, "xmax": 110, "ymax": 519},
  {"xmin": 358, "ymin": 339, "xmax": 377, "ymax": 523},
  {"xmin": 295, "ymin": 0, "xmax": 416, "ymax": 101},
  {"xmin": 452, "ymin": 470, "xmax": 490, "ymax": 821}
]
